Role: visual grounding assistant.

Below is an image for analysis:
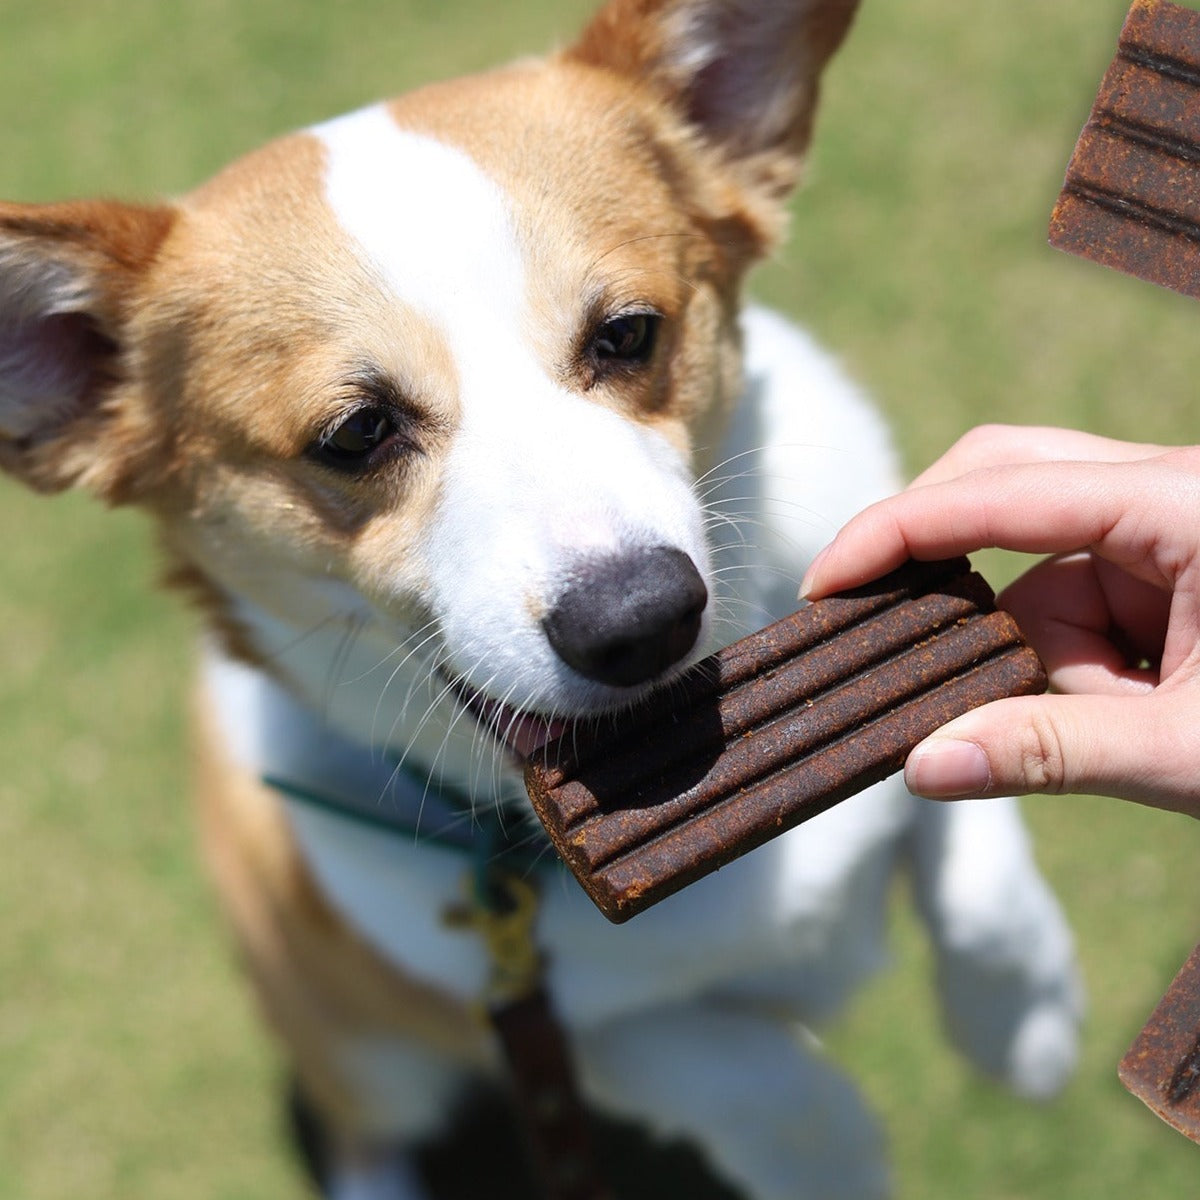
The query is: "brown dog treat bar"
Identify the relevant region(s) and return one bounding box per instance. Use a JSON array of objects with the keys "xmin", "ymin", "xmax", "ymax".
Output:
[
  {"xmin": 1119, "ymin": 939, "xmax": 1200, "ymax": 1143},
  {"xmin": 1049, "ymin": 0, "xmax": 1200, "ymax": 298},
  {"xmin": 525, "ymin": 557, "xmax": 1046, "ymax": 922}
]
